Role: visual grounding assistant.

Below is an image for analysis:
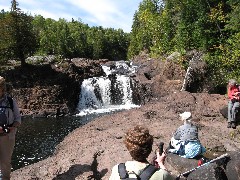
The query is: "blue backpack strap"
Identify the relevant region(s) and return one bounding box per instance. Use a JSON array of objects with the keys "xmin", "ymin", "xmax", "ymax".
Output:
[
  {"xmin": 118, "ymin": 163, "xmax": 129, "ymax": 179},
  {"xmin": 139, "ymin": 164, "xmax": 158, "ymax": 180}
]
